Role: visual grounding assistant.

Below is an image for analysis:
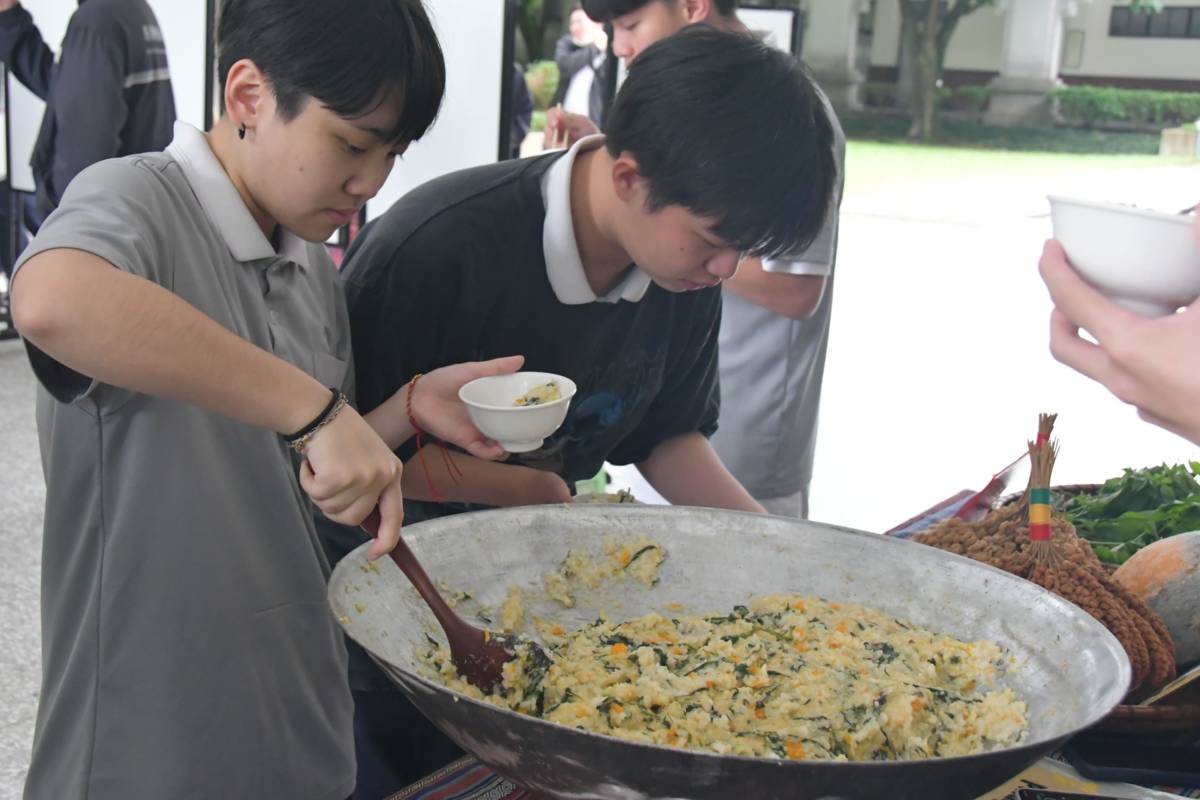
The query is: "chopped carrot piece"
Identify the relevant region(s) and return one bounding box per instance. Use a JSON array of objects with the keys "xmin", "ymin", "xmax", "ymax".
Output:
[
  {"xmin": 754, "ymin": 707, "xmax": 766, "ymax": 720},
  {"xmin": 610, "ymin": 643, "xmax": 628, "ymax": 656},
  {"xmin": 785, "ymin": 741, "xmax": 806, "ymax": 760}
]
